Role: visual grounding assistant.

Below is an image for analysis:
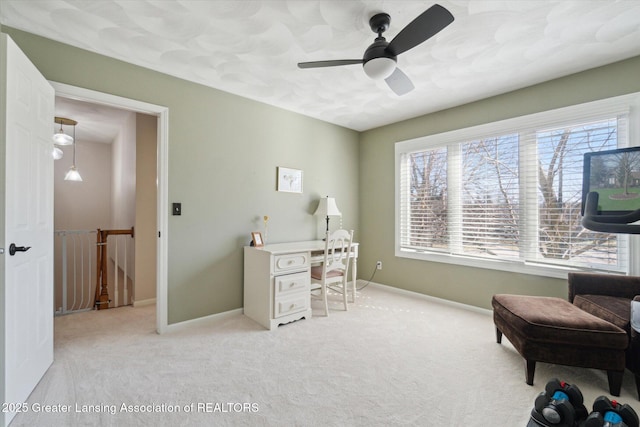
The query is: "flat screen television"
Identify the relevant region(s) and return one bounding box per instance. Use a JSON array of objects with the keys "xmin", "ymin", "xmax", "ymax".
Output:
[{"xmin": 582, "ymin": 146, "xmax": 640, "ymax": 215}]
